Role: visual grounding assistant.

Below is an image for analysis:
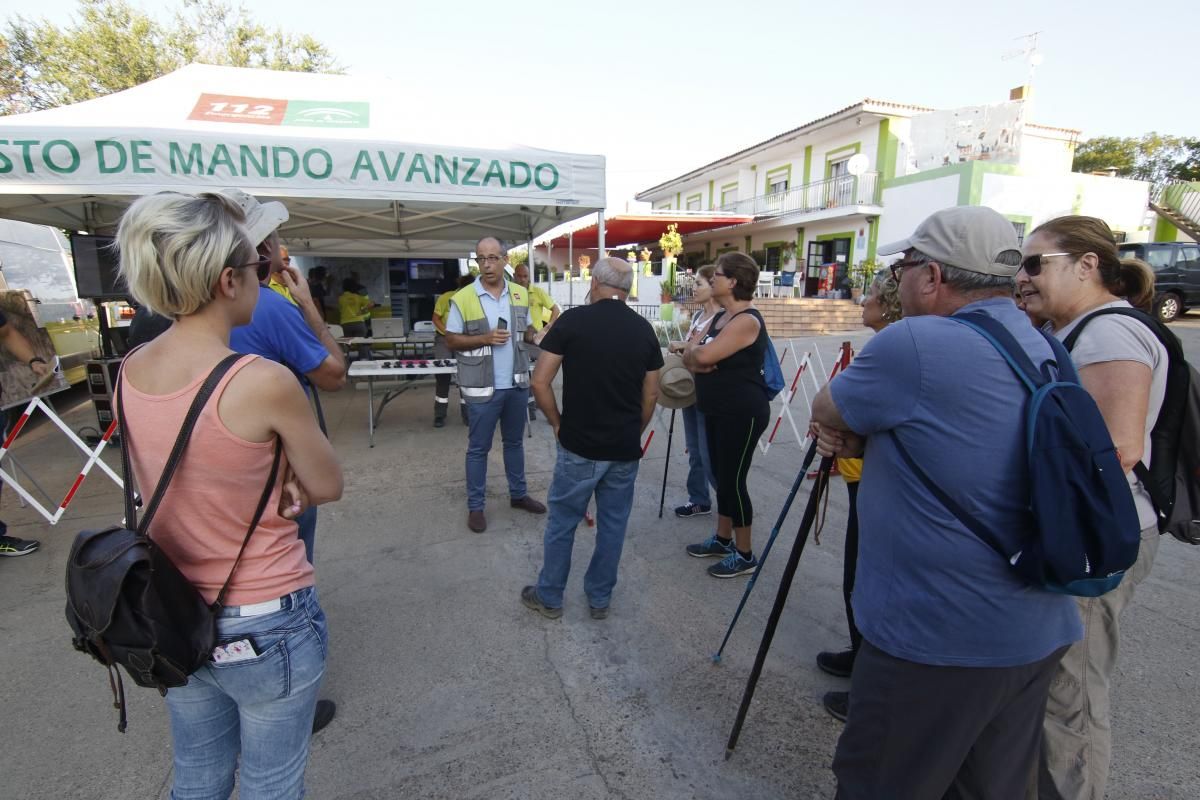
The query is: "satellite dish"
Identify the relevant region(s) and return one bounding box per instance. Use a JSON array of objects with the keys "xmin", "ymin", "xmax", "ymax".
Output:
[{"xmin": 846, "ymin": 153, "xmax": 869, "ymax": 176}]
